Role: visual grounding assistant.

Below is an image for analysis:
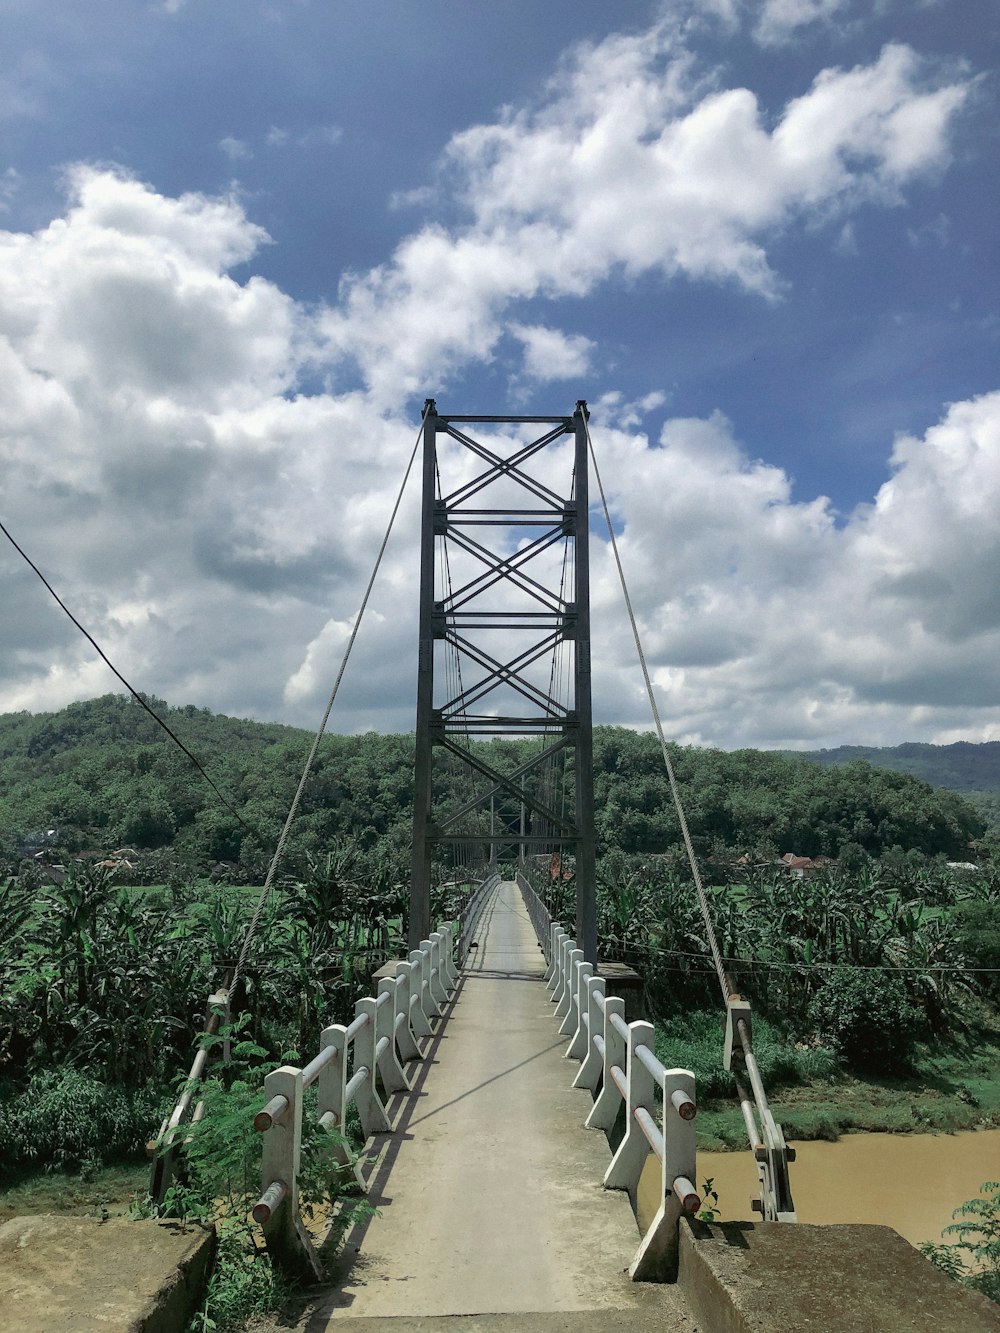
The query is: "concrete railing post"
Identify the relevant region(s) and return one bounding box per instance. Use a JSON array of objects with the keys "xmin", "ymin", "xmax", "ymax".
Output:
[
  {"xmin": 354, "ymin": 998, "xmax": 391, "ymax": 1138},
  {"xmin": 557, "ymin": 948, "xmax": 584, "ymax": 1030},
  {"xmin": 418, "ymin": 939, "xmax": 445, "ymax": 1015},
  {"xmin": 437, "ymin": 924, "xmax": 459, "ymax": 989},
  {"xmin": 566, "ymin": 960, "xmax": 594, "ymax": 1059},
  {"xmin": 256, "ymin": 1066, "xmax": 321, "ymax": 1279},
  {"xmin": 427, "ymin": 933, "xmax": 450, "ymax": 1005},
  {"xmin": 552, "ymin": 934, "xmax": 573, "ymax": 1009},
  {"xmin": 558, "ymin": 951, "xmax": 581, "ymax": 1034},
  {"xmin": 585, "ymin": 995, "xmax": 626, "ymax": 1132},
  {"xmin": 546, "ymin": 927, "xmax": 566, "ymax": 991},
  {"xmin": 605, "ymin": 1020, "xmax": 657, "ymax": 1193},
  {"xmin": 390, "ymin": 965, "xmax": 423, "ymax": 1061},
  {"xmin": 630, "ymin": 1067, "xmax": 698, "ymax": 1282},
  {"xmin": 545, "ymin": 922, "xmax": 563, "ymax": 981},
  {"xmin": 376, "ymin": 981, "xmax": 411, "ymax": 1094},
  {"xmin": 410, "ymin": 946, "xmax": 438, "ymax": 1025},
  {"xmin": 402, "ymin": 955, "xmax": 433, "ymax": 1039},
  {"xmin": 315, "ymin": 1024, "xmax": 366, "ymax": 1190},
  {"xmin": 573, "ymin": 977, "xmax": 606, "ymax": 1091}
]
